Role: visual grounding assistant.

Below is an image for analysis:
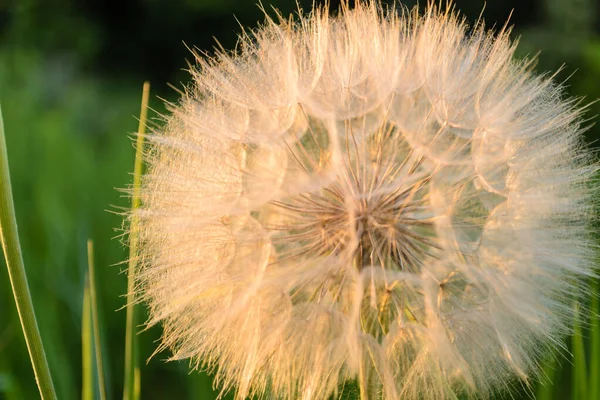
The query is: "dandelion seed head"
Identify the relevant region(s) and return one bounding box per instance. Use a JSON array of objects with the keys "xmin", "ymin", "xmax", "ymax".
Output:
[{"xmin": 131, "ymin": 2, "xmax": 598, "ymax": 399}]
